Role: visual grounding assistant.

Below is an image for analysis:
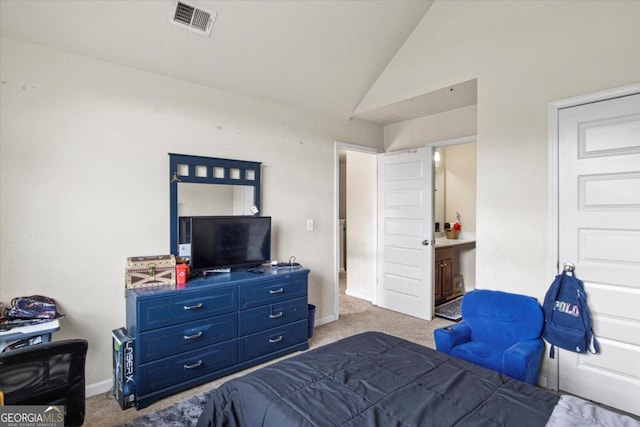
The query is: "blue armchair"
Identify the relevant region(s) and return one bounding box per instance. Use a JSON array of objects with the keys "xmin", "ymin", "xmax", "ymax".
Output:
[{"xmin": 434, "ymin": 289, "xmax": 544, "ymax": 385}]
